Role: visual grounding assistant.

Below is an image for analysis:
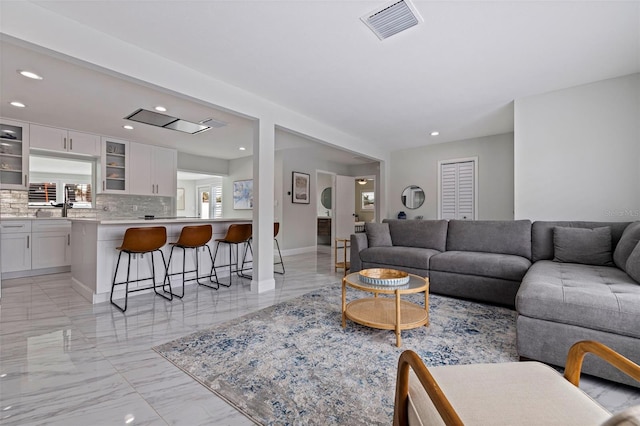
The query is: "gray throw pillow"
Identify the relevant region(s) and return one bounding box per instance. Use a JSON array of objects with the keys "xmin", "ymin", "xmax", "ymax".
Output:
[
  {"xmin": 613, "ymin": 221, "xmax": 640, "ymax": 272},
  {"xmin": 365, "ymin": 222, "xmax": 392, "ymax": 247},
  {"xmin": 626, "ymin": 243, "xmax": 640, "ymax": 284},
  {"xmin": 553, "ymin": 226, "xmax": 613, "ymax": 266}
]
